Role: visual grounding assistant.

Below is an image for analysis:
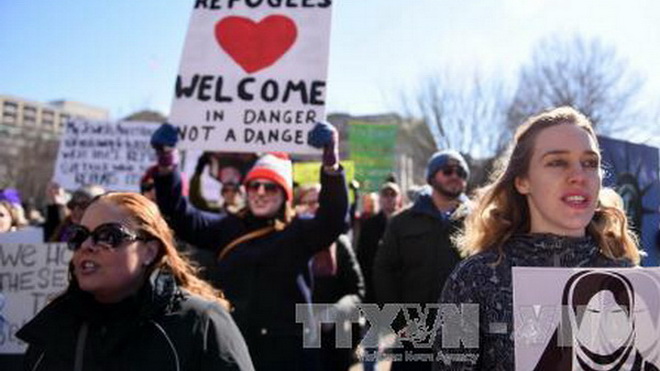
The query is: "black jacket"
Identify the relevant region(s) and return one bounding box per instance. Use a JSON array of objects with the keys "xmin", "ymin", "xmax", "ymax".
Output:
[
  {"xmin": 373, "ymin": 189, "xmax": 467, "ymax": 306},
  {"xmin": 17, "ymin": 270, "xmax": 254, "ymax": 371},
  {"xmin": 356, "ymin": 211, "xmax": 388, "ymax": 303},
  {"xmin": 154, "ymin": 167, "xmax": 348, "ymax": 369}
]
